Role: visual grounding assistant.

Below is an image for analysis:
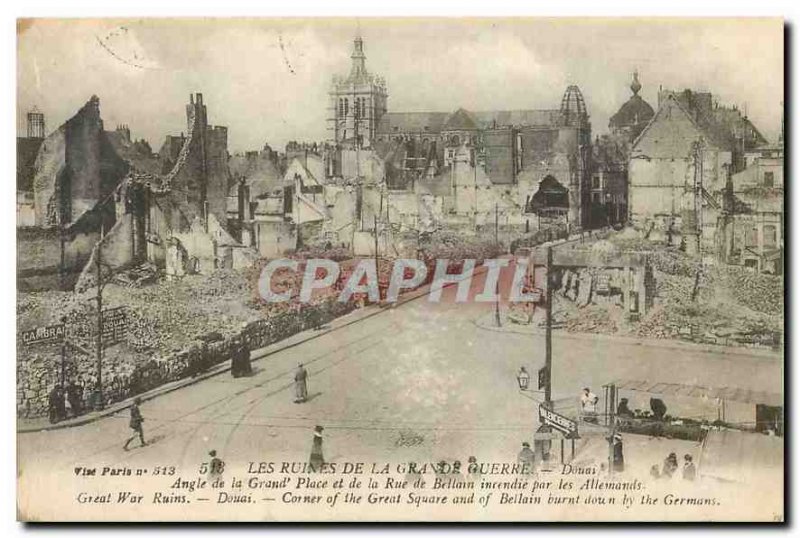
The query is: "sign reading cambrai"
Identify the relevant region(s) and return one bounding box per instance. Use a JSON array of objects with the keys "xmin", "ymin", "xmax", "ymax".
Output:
[
  {"xmin": 538, "ymin": 405, "xmax": 578, "ymax": 438},
  {"xmin": 20, "ymin": 324, "xmax": 65, "ymax": 346}
]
